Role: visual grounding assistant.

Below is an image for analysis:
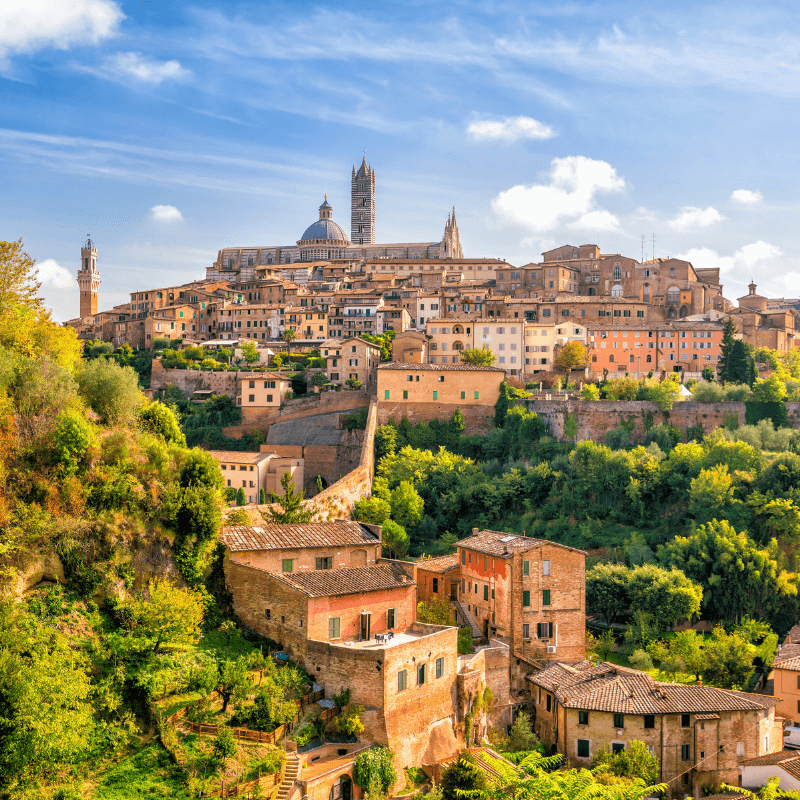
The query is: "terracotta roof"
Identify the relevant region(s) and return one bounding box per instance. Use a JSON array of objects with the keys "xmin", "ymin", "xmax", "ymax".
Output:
[
  {"xmin": 742, "ymin": 751, "xmax": 800, "ymax": 767},
  {"xmin": 222, "ymin": 521, "xmax": 380, "ymax": 552},
  {"xmin": 528, "ymin": 662, "xmax": 779, "ymax": 714},
  {"xmin": 379, "ymin": 362, "xmax": 505, "ymax": 372},
  {"xmin": 208, "ymin": 451, "xmax": 275, "ymax": 464},
  {"xmin": 693, "ymin": 712, "xmax": 720, "ymax": 720},
  {"xmin": 787, "ymin": 625, "xmax": 800, "ymax": 644},
  {"xmin": 773, "ymin": 643, "xmax": 800, "ymax": 670},
  {"xmin": 415, "ymin": 554, "xmax": 459, "ymax": 574},
  {"xmin": 273, "ymin": 562, "xmax": 414, "ymax": 598},
  {"xmin": 456, "ymin": 530, "xmax": 586, "ymax": 558}
]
